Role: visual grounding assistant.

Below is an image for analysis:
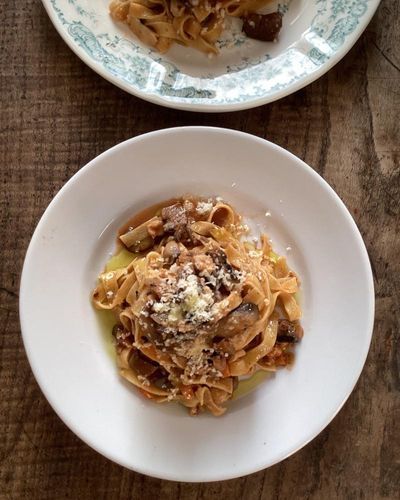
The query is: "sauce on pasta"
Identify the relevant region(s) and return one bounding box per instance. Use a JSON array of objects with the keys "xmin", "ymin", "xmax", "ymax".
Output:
[{"xmin": 92, "ymin": 196, "xmax": 303, "ymax": 415}]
